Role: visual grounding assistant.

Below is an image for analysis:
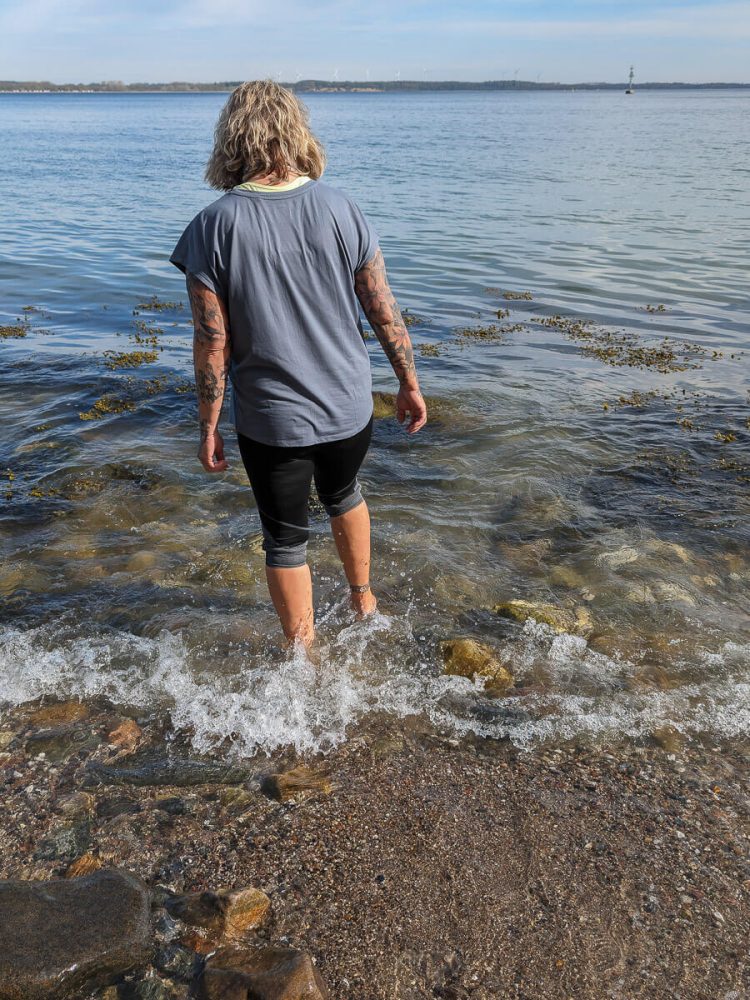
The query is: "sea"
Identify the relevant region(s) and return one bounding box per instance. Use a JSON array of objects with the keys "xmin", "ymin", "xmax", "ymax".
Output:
[{"xmin": 1, "ymin": 88, "xmax": 748, "ymax": 757}]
